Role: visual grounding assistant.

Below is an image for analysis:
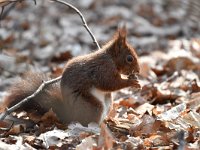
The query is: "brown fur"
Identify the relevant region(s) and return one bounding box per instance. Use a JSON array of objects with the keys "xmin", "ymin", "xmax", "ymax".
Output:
[{"xmin": 2, "ymin": 27, "xmax": 140, "ymax": 126}]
